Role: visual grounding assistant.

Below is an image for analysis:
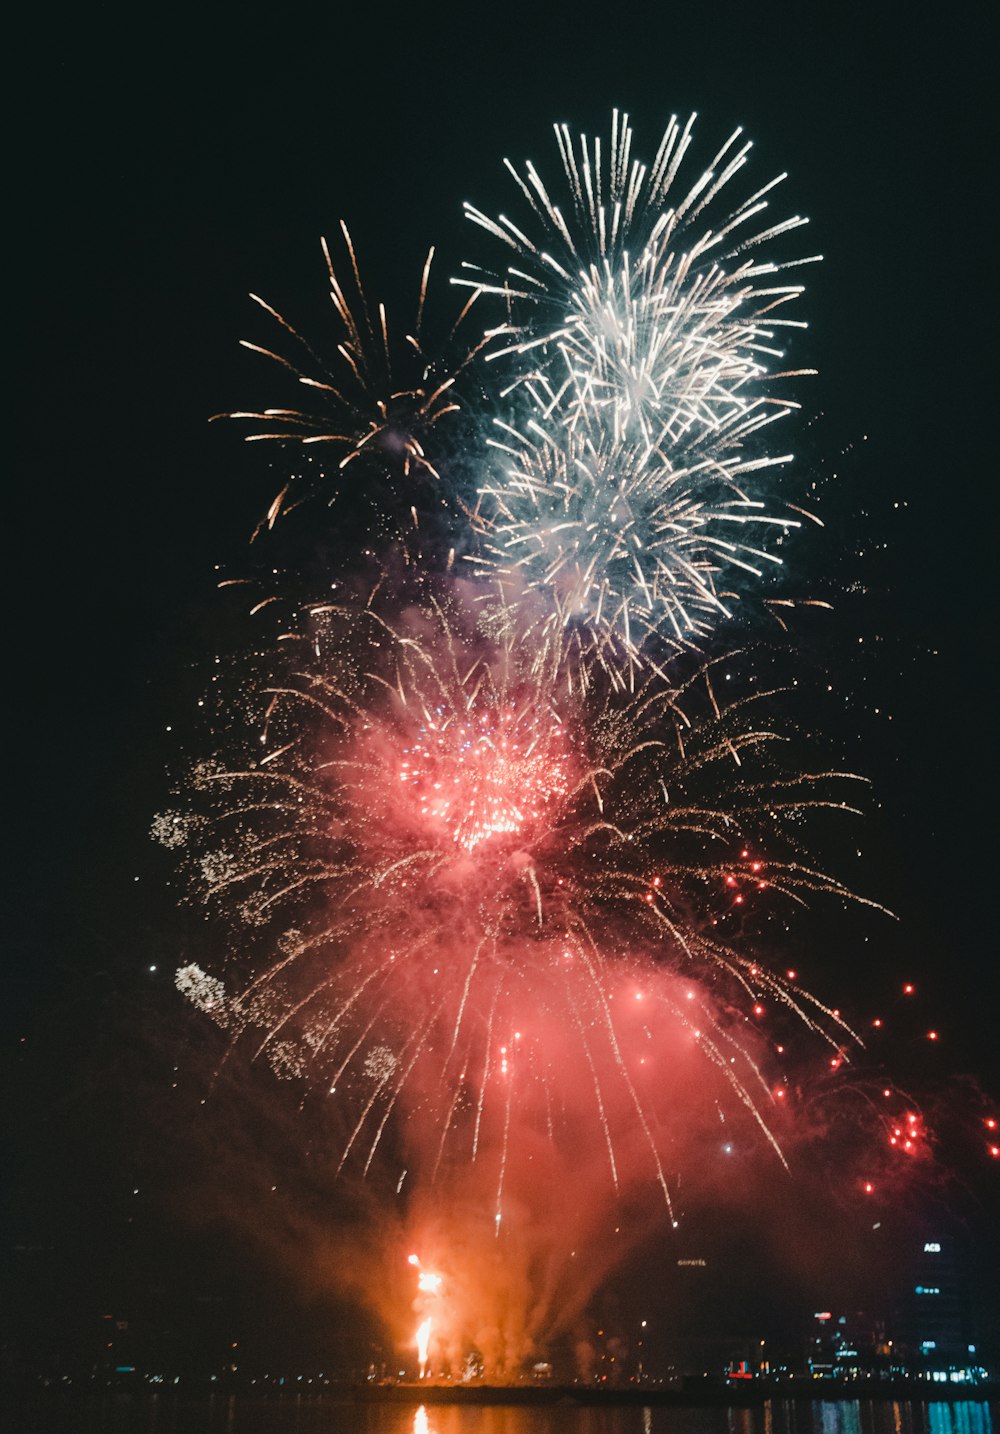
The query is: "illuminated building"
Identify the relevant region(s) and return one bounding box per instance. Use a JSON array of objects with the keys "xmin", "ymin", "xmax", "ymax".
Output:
[
  {"xmin": 805, "ymin": 1310, "xmax": 885, "ymax": 1379},
  {"xmin": 897, "ymin": 1236, "xmax": 979, "ymax": 1379}
]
